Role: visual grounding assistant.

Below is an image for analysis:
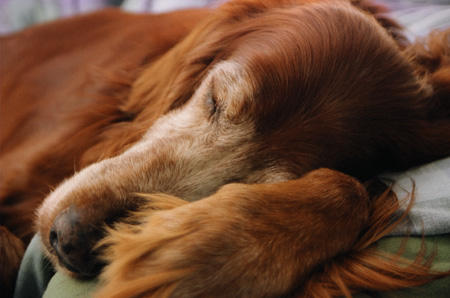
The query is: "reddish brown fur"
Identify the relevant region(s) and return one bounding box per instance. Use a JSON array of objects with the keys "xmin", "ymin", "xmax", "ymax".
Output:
[
  {"xmin": 95, "ymin": 175, "xmax": 448, "ymax": 298},
  {"xmin": 1, "ymin": 0, "xmax": 450, "ymax": 297},
  {"xmin": 0, "ymin": 227, "xmax": 25, "ymax": 297},
  {"xmin": 96, "ymin": 169, "xmax": 371, "ymax": 298}
]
